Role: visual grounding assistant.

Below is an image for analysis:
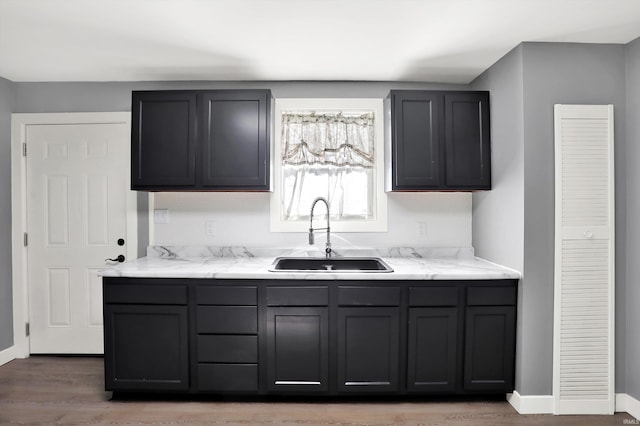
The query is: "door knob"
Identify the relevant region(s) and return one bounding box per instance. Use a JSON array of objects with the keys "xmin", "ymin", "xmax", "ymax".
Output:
[{"xmin": 106, "ymin": 255, "xmax": 125, "ymax": 263}]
